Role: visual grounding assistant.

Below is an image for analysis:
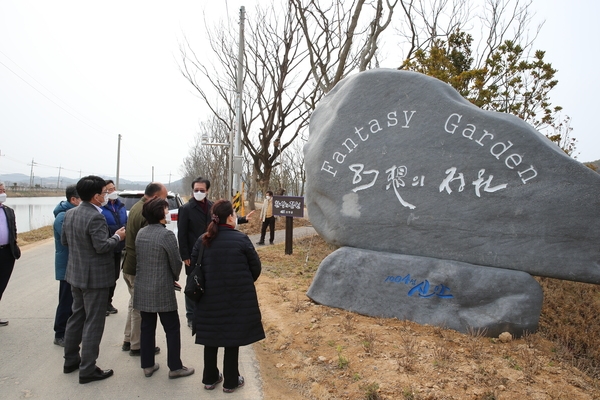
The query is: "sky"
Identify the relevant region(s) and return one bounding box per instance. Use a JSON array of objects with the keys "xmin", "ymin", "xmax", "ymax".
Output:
[{"xmin": 0, "ymin": 0, "xmax": 598, "ymax": 185}]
